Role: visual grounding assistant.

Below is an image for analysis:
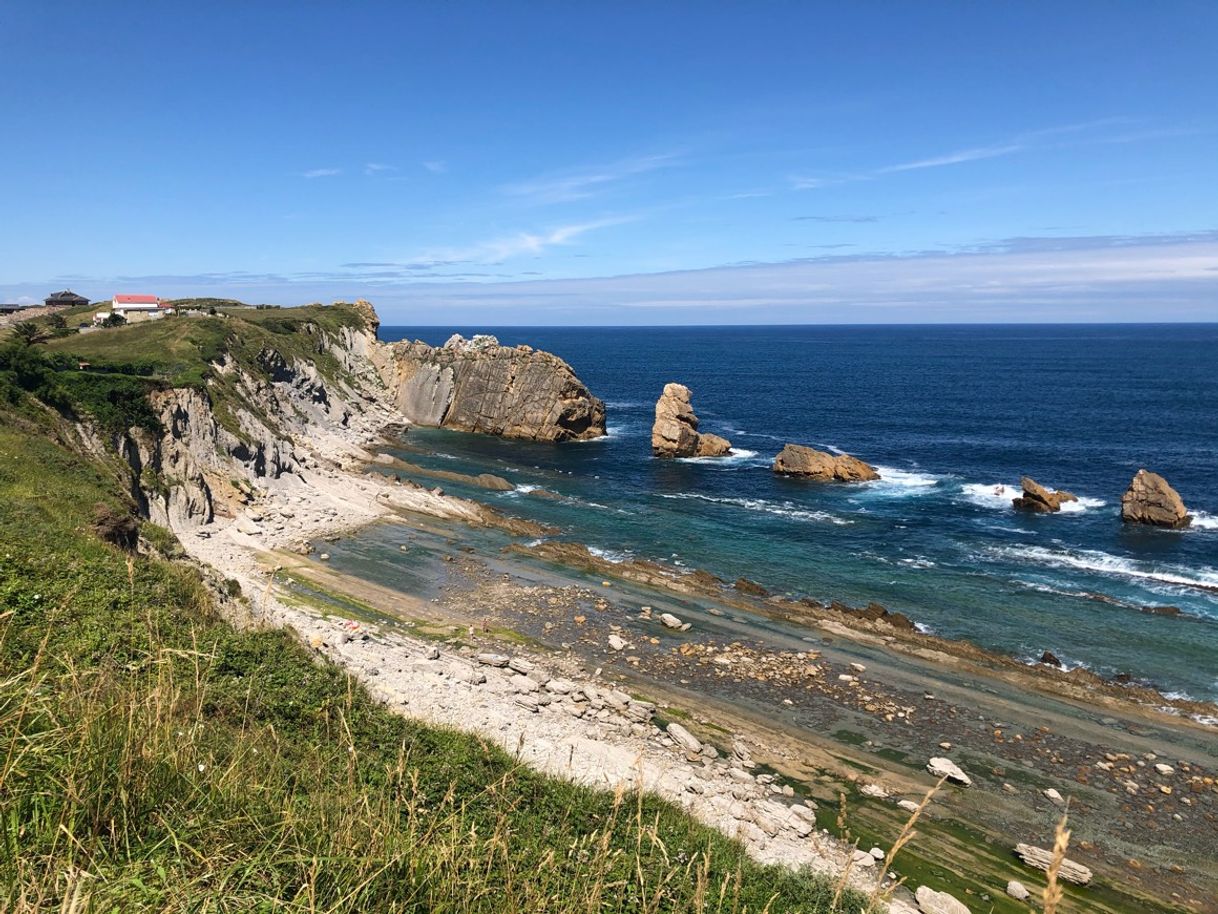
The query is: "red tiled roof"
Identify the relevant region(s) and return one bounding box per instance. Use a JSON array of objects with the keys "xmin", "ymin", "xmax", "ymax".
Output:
[{"xmin": 114, "ymin": 294, "xmax": 159, "ymax": 304}]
